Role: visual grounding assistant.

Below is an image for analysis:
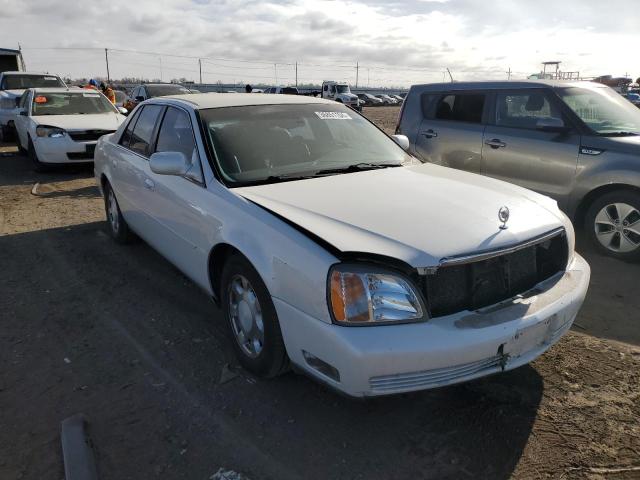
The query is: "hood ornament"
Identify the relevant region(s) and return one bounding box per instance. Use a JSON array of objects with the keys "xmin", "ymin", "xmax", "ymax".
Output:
[{"xmin": 498, "ymin": 206, "xmax": 510, "ymax": 230}]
